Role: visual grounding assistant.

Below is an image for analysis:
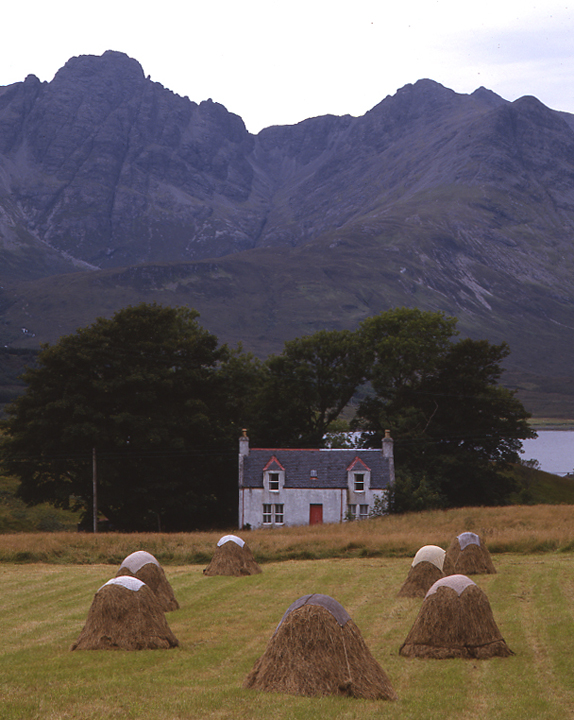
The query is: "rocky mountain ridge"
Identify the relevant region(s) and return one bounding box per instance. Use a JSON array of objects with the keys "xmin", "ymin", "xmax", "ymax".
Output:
[
  {"xmin": 4, "ymin": 51, "xmax": 574, "ymax": 275},
  {"xmin": 2, "ymin": 51, "xmax": 574, "ymax": 417}
]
